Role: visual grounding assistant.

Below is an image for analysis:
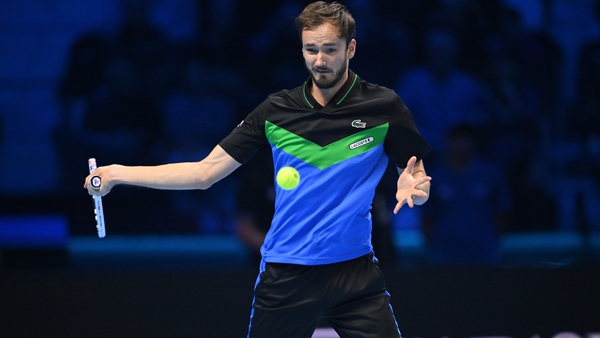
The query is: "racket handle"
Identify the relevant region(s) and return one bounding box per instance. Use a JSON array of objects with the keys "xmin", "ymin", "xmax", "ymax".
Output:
[{"xmin": 88, "ymin": 158, "xmax": 106, "ymax": 238}]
